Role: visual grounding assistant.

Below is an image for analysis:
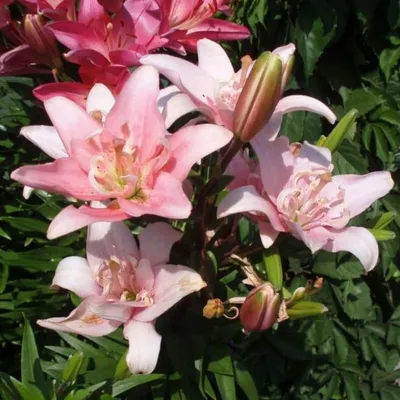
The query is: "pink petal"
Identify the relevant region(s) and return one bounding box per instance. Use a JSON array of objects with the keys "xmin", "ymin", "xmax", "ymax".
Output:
[
  {"xmin": 139, "ymin": 222, "xmax": 183, "ymax": 266},
  {"xmin": 48, "ymin": 21, "xmax": 108, "ymax": 56},
  {"xmin": 86, "ymin": 83, "xmax": 115, "ymax": 116},
  {"xmin": 276, "ymin": 95, "xmax": 336, "ymax": 124},
  {"xmin": 44, "ymin": 96, "xmax": 102, "ymax": 154},
  {"xmin": 140, "ymin": 53, "xmax": 216, "ymax": 107},
  {"xmin": 47, "ymin": 204, "xmax": 129, "ymax": 239},
  {"xmin": 166, "ymin": 124, "xmax": 233, "ymax": 181},
  {"xmin": 254, "ymin": 112, "xmax": 283, "ymax": 142},
  {"xmin": 20, "ymin": 126, "xmax": 67, "ymax": 159},
  {"xmin": 250, "ymin": 136, "xmax": 295, "ymax": 202},
  {"xmin": 197, "ymin": 38, "xmax": 234, "ymax": 82},
  {"xmin": 286, "ymin": 222, "xmax": 331, "ymax": 253},
  {"xmin": 161, "ymin": 91, "xmax": 199, "ymax": 129},
  {"xmin": 87, "ymin": 221, "xmax": 140, "ymax": 272},
  {"xmin": 297, "ymin": 141, "xmax": 332, "ymax": 168},
  {"xmin": 23, "ymin": 186, "xmax": 34, "ymax": 200},
  {"xmin": 37, "ymin": 297, "xmax": 121, "ymax": 336},
  {"xmin": 78, "ymin": 0, "xmax": 106, "ymax": 24},
  {"xmin": 123, "ymin": 319, "xmax": 161, "ymax": 374},
  {"xmin": 226, "ymin": 151, "xmax": 252, "ymax": 190},
  {"xmin": 104, "ymin": 65, "xmax": 166, "ymax": 162},
  {"xmin": 323, "ymin": 226, "xmax": 379, "ymax": 272},
  {"xmin": 64, "ymin": 48, "xmax": 110, "ymax": 66},
  {"xmin": 10, "ymin": 159, "xmax": 107, "ymax": 201},
  {"xmin": 136, "ymin": 258, "xmax": 155, "ymax": 290},
  {"xmin": 51, "ymin": 256, "xmax": 101, "ymax": 298},
  {"xmin": 217, "ymin": 186, "xmax": 286, "ymax": 232},
  {"xmin": 272, "ymin": 43, "xmax": 296, "ymax": 65},
  {"xmin": 118, "ymin": 172, "xmax": 192, "ymax": 219},
  {"xmin": 33, "ymin": 82, "xmax": 89, "ymax": 108},
  {"xmin": 332, "ymin": 172, "xmax": 394, "ymax": 218},
  {"xmin": 134, "ymin": 264, "xmax": 206, "ymax": 322},
  {"xmin": 258, "ymin": 220, "xmax": 279, "ymax": 248}
]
